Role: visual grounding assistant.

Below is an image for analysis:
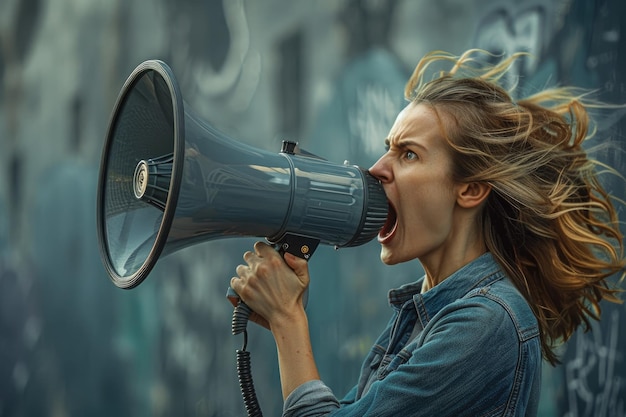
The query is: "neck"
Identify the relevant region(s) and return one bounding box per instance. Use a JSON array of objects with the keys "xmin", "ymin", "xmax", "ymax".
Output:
[{"xmin": 420, "ymin": 229, "xmax": 487, "ymax": 292}]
